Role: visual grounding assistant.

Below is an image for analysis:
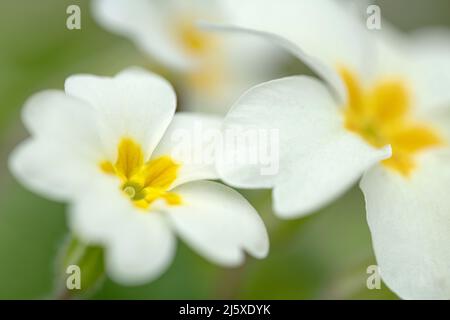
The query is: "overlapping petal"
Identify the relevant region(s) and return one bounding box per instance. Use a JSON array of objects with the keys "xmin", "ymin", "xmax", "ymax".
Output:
[
  {"xmin": 408, "ymin": 28, "xmax": 450, "ymax": 114},
  {"xmin": 361, "ymin": 151, "xmax": 450, "ymax": 299},
  {"xmin": 65, "ymin": 68, "xmax": 177, "ymax": 160},
  {"xmin": 152, "ymin": 112, "xmax": 222, "ymax": 188},
  {"xmin": 167, "ymin": 181, "xmax": 269, "ymax": 266},
  {"xmin": 9, "ymin": 91, "xmax": 104, "ymax": 201},
  {"xmin": 69, "ymin": 176, "xmax": 176, "ymax": 285},
  {"xmin": 93, "ymin": 0, "xmax": 195, "ymax": 70},
  {"xmin": 205, "ymin": 0, "xmax": 372, "ymax": 103},
  {"xmin": 218, "ymin": 76, "xmax": 391, "ymax": 217}
]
